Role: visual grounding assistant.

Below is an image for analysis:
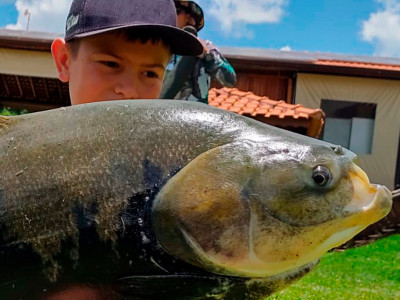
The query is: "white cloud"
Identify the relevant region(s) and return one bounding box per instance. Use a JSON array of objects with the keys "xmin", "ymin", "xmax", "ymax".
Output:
[
  {"xmin": 5, "ymin": 0, "xmax": 288, "ymax": 40},
  {"xmin": 198, "ymin": 0, "xmax": 287, "ymax": 38},
  {"xmin": 6, "ymin": 0, "xmax": 72, "ymax": 33},
  {"xmin": 280, "ymin": 45, "xmax": 291, "ymax": 51},
  {"xmin": 361, "ymin": 0, "xmax": 400, "ymax": 57}
]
